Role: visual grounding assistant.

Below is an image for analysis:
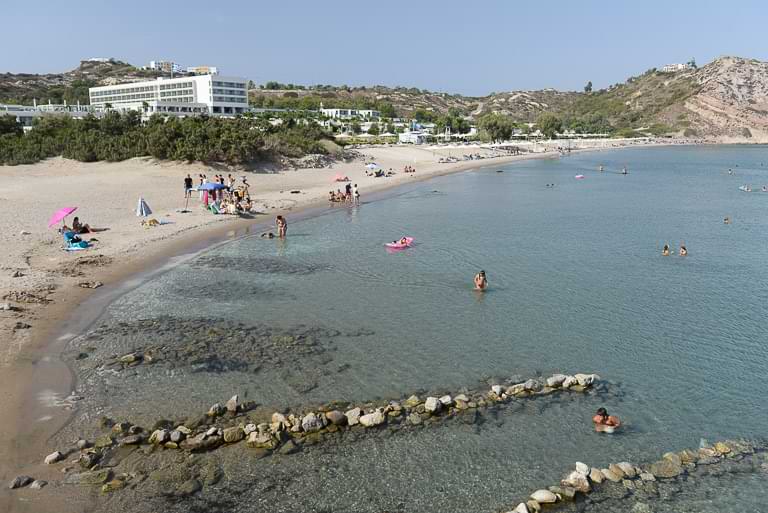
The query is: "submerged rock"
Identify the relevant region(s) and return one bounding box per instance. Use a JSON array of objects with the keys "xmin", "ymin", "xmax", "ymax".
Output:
[{"xmin": 649, "ymin": 459, "xmax": 683, "ymax": 479}]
